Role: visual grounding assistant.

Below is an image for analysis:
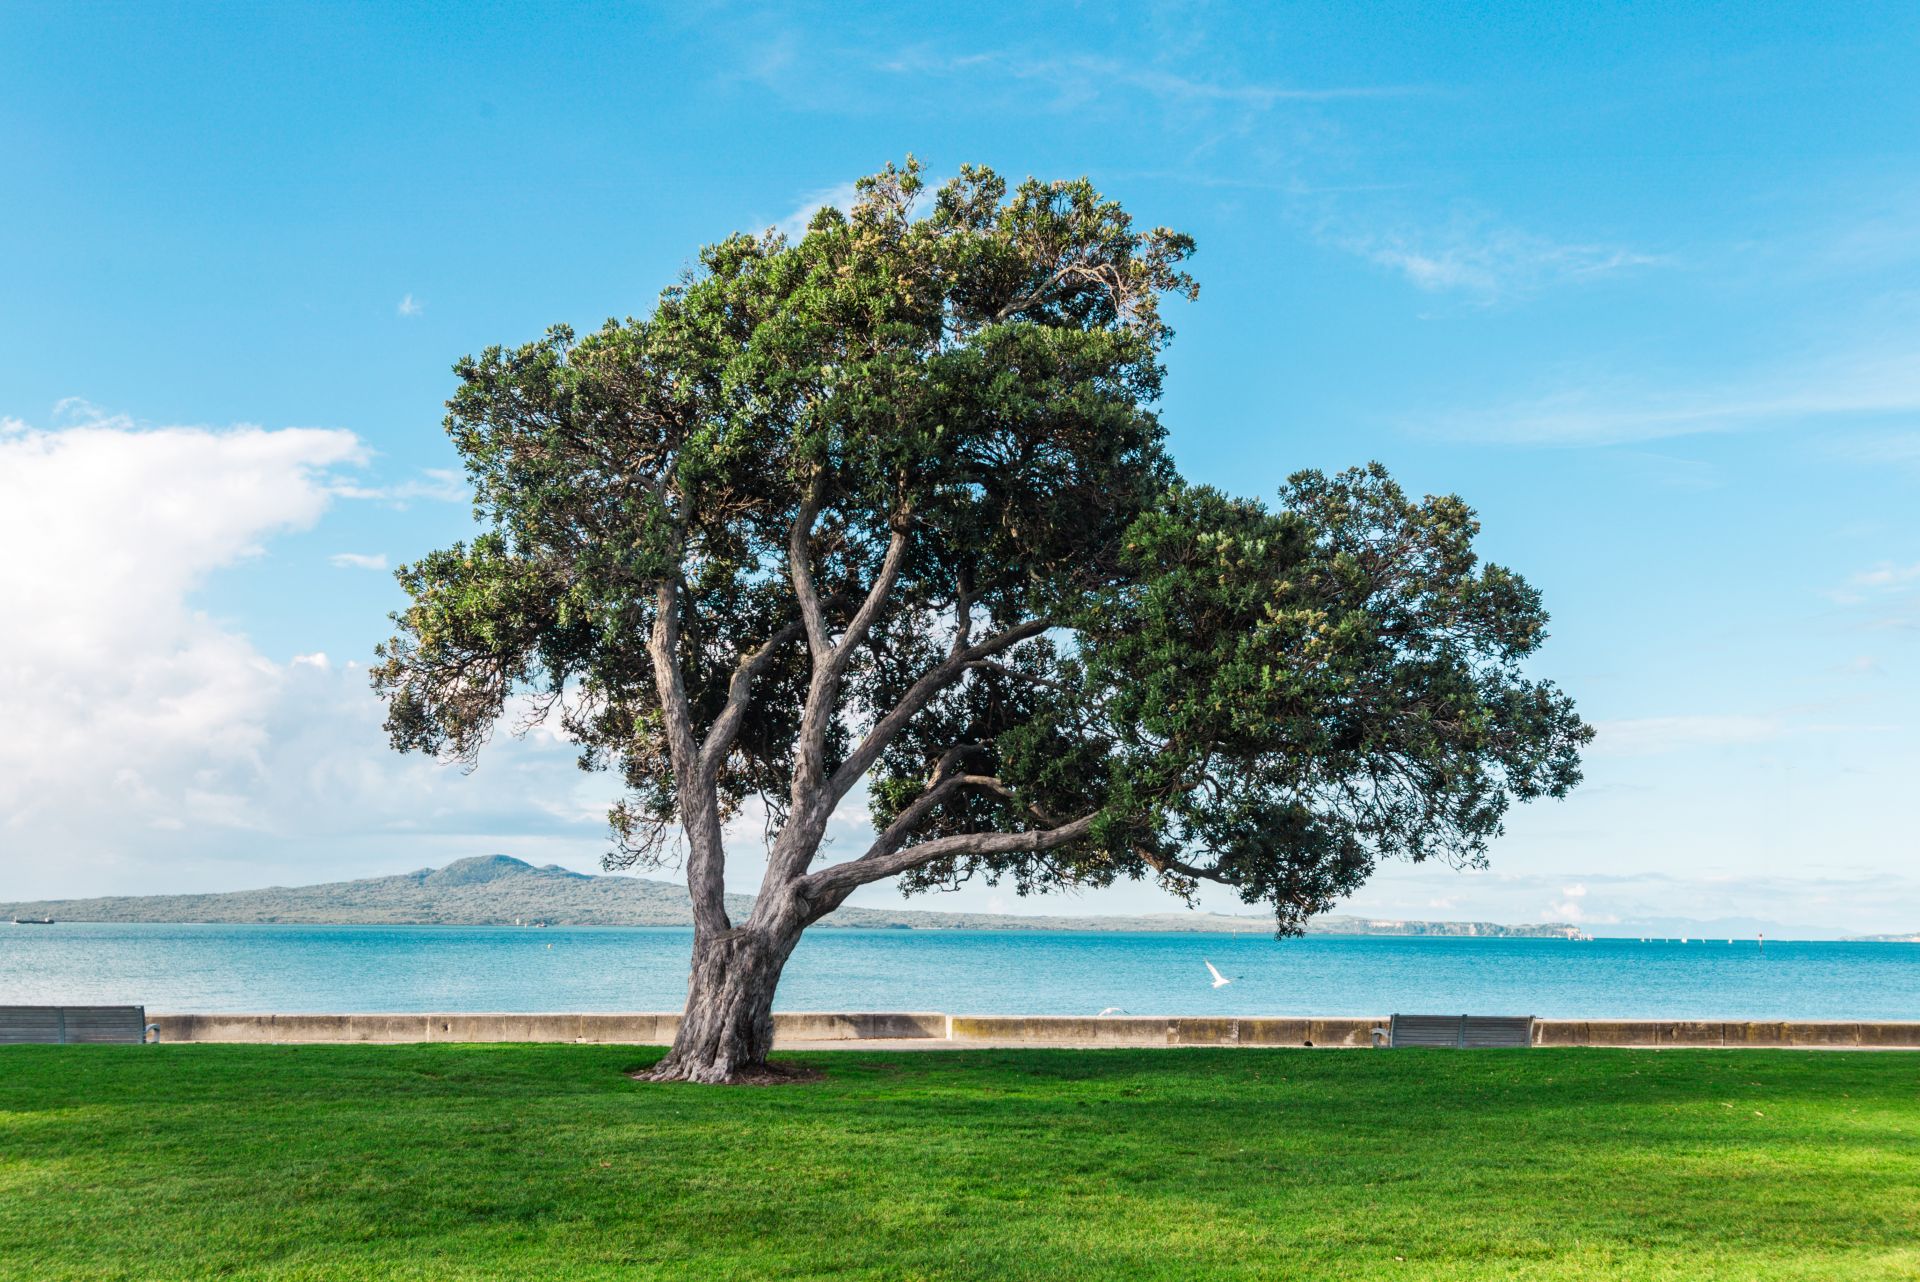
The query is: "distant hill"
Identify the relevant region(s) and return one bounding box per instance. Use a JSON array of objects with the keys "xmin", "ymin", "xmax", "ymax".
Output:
[{"xmin": 2, "ymin": 855, "xmax": 1586, "ymax": 938}]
